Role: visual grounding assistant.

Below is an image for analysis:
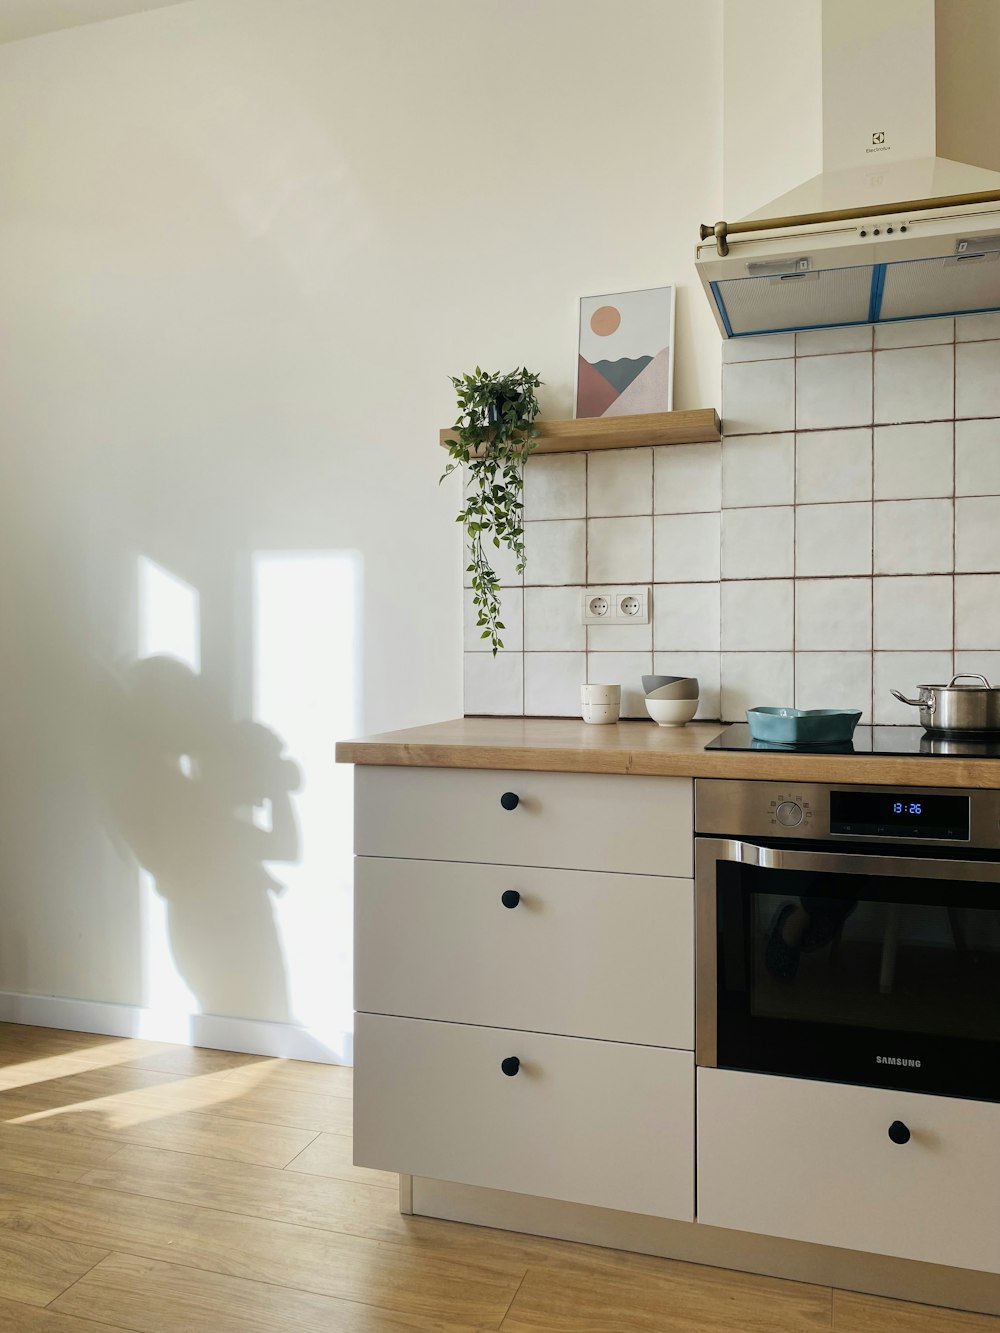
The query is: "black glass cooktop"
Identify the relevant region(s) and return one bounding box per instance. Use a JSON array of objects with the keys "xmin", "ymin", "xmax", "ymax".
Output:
[{"xmin": 707, "ymin": 723, "xmax": 1000, "ymax": 758}]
